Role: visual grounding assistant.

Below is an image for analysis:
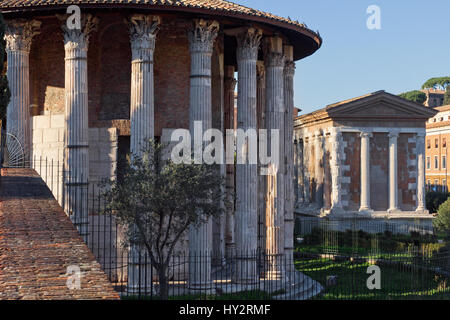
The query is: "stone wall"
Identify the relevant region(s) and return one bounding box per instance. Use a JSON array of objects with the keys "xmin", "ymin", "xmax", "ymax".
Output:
[{"xmin": 30, "ymin": 114, "xmax": 118, "ymax": 208}]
